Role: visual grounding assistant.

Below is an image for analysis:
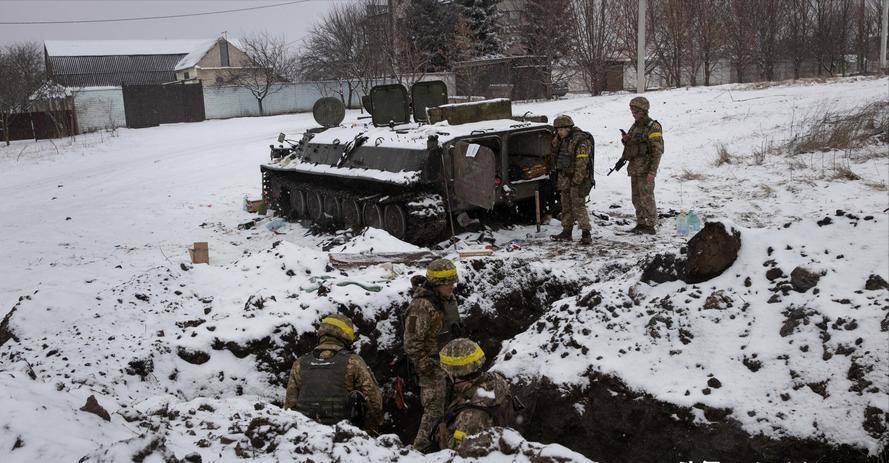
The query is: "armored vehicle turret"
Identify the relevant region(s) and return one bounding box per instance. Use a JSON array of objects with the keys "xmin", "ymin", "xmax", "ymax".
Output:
[{"xmin": 261, "ymin": 81, "xmax": 562, "ymax": 244}]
